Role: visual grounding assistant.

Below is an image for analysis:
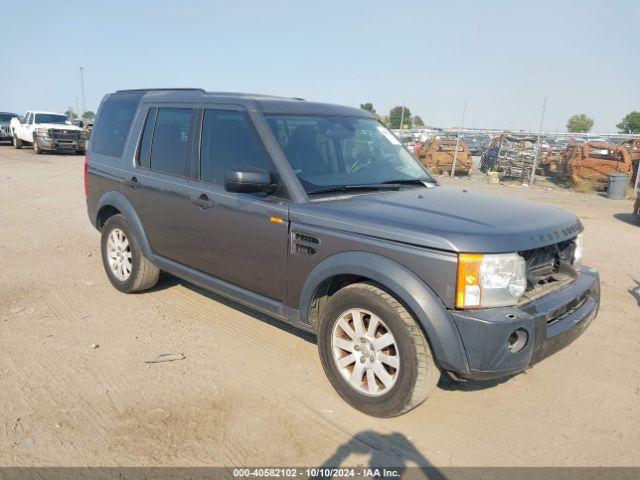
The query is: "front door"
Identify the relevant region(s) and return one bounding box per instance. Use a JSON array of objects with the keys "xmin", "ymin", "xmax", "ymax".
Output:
[{"xmin": 184, "ymin": 107, "xmax": 288, "ymax": 302}]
